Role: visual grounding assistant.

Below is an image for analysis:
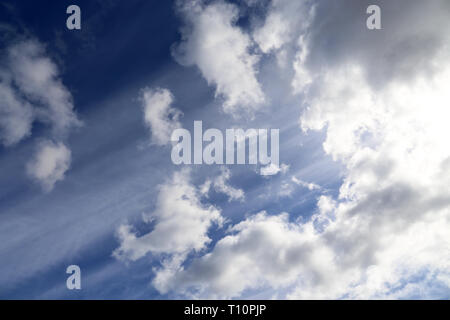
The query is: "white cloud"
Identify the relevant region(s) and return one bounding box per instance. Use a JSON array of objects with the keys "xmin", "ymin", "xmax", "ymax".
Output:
[
  {"xmin": 291, "ymin": 176, "xmax": 320, "ymax": 191},
  {"xmin": 113, "ymin": 169, "xmax": 223, "ymax": 292},
  {"xmin": 26, "ymin": 140, "xmax": 71, "ymax": 192},
  {"xmin": 253, "ymin": 0, "xmax": 312, "ymax": 54},
  {"xmin": 141, "ymin": 87, "xmax": 182, "ymax": 145},
  {"xmin": 173, "ymin": 0, "xmax": 265, "ymax": 115},
  {"xmin": 113, "ymin": 169, "xmax": 226, "ymax": 293},
  {"xmin": 260, "ymin": 163, "xmax": 289, "ymax": 176},
  {"xmin": 288, "ymin": 62, "xmax": 450, "ymax": 298},
  {"xmin": 200, "ymin": 167, "xmax": 244, "ymax": 202},
  {"xmin": 0, "ymin": 39, "xmax": 80, "ymax": 190},
  {"xmin": 251, "ymin": 0, "xmax": 315, "ymax": 89},
  {"xmin": 292, "ymin": 35, "xmax": 312, "ymax": 93},
  {"xmin": 152, "ymin": 211, "xmax": 335, "ymax": 298},
  {"xmin": 278, "ymin": 175, "xmax": 321, "ymax": 198},
  {"xmin": 5, "ymin": 40, "xmax": 81, "ymax": 136}
]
